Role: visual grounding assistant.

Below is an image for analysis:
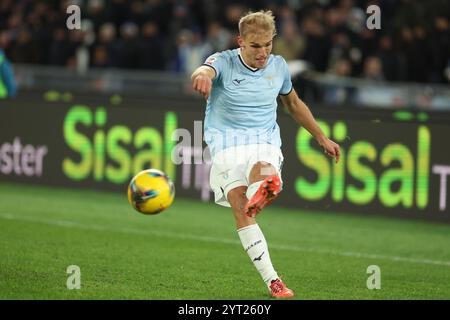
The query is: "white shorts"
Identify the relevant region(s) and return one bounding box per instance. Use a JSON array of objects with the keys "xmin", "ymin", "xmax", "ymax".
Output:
[{"xmin": 209, "ymin": 144, "xmax": 284, "ymax": 207}]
